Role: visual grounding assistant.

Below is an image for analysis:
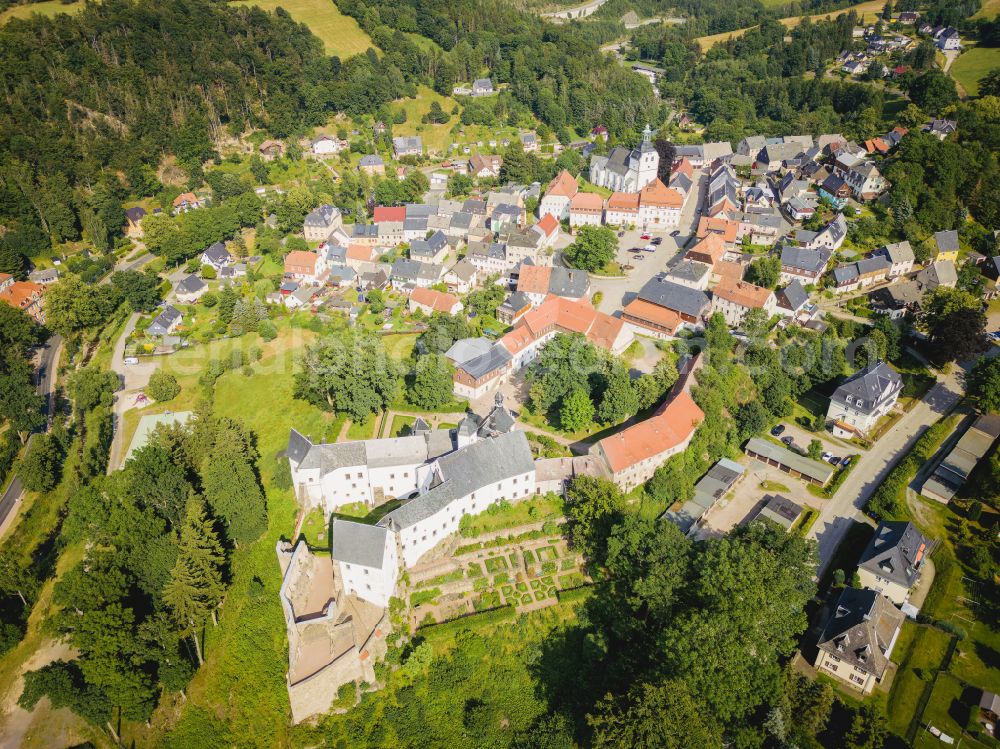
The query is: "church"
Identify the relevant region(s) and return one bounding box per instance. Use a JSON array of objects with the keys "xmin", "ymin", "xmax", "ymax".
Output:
[{"xmin": 588, "ymin": 124, "xmax": 659, "ymax": 193}]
